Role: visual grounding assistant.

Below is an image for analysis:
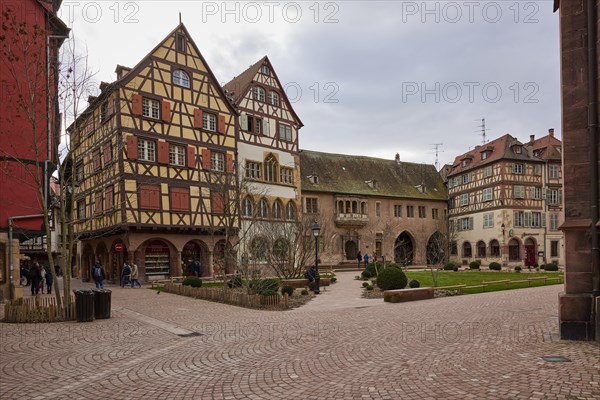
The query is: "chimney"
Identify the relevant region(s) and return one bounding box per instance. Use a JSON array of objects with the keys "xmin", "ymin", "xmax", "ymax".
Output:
[
  {"xmin": 395, "ymin": 153, "xmax": 400, "ymax": 164},
  {"xmin": 549, "ymin": 128, "xmax": 554, "ymax": 137},
  {"xmin": 530, "ymin": 134, "xmax": 535, "ymax": 143}
]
